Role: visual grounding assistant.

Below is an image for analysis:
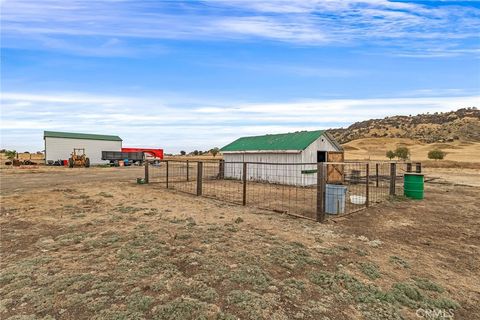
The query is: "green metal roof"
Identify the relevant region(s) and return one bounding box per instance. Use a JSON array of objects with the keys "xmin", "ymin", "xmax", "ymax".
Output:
[
  {"xmin": 221, "ymin": 130, "xmax": 325, "ymax": 152},
  {"xmin": 44, "ymin": 131, "xmax": 122, "ymax": 141}
]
